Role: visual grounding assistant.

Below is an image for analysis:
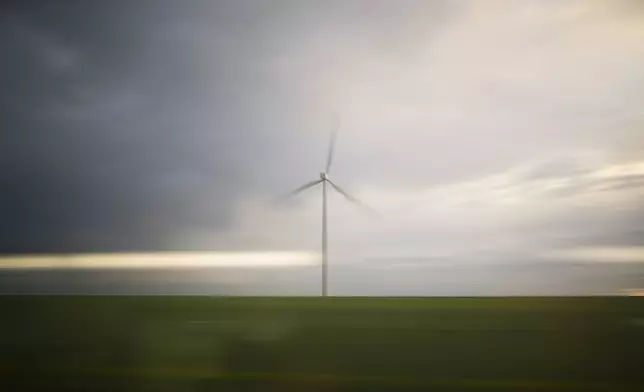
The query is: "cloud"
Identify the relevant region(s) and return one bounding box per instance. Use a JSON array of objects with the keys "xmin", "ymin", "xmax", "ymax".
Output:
[
  {"xmin": 2, "ymin": 13, "xmax": 80, "ymax": 74},
  {"xmin": 261, "ymin": 0, "xmax": 644, "ymax": 191},
  {"xmin": 1, "ymin": 0, "xmax": 644, "ymax": 268},
  {"xmin": 0, "ymin": 1, "xmax": 283, "ymax": 253},
  {"xmin": 185, "ymin": 0, "xmax": 644, "ymax": 265},
  {"xmin": 238, "ymin": 153, "xmax": 644, "ymax": 263}
]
